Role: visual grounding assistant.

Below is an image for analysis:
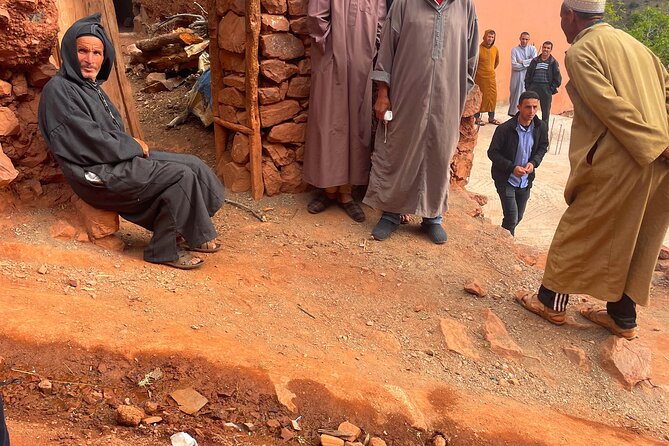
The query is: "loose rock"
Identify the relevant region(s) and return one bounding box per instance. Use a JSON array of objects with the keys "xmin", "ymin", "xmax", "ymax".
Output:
[{"xmin": 117, "ymin": 405, "xmax": 145, "ymax": 427}]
